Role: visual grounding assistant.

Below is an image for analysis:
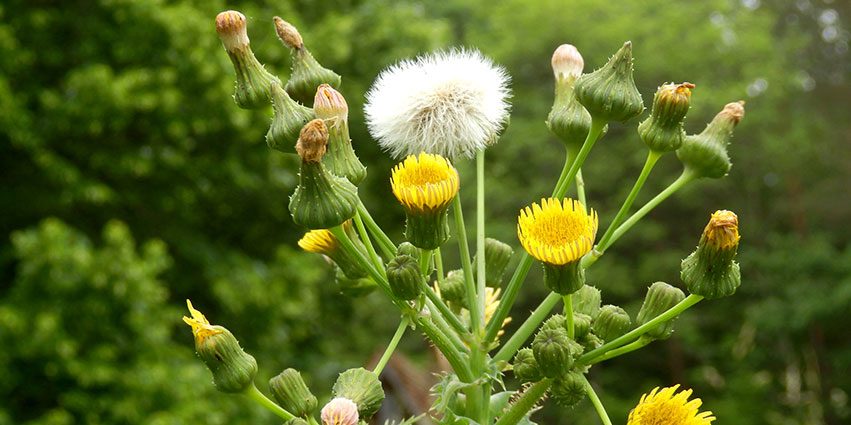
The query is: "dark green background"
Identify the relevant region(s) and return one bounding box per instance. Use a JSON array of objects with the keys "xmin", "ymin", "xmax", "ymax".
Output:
[{"xmin": 1, "ymin": 0, "xmax": 849, "ymax": 423}]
